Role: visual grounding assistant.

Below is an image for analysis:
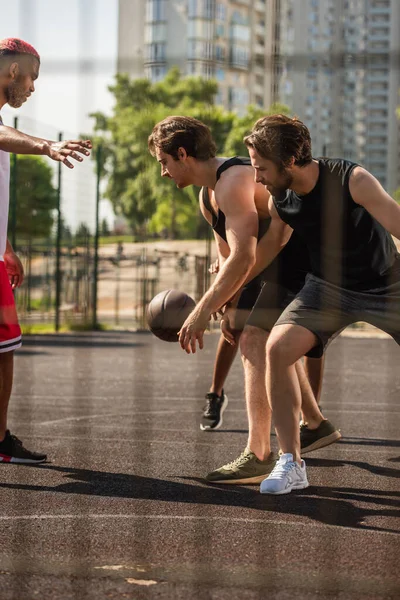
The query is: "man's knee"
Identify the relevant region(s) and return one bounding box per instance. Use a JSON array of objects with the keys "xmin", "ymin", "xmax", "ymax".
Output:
[
  {"xmin": 266, "ymin": 325, "xmax": 313, "ymax": 367},
  {"xmin": 240, "ymin": 325, "xmax": 269, "ymax": 360}
]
